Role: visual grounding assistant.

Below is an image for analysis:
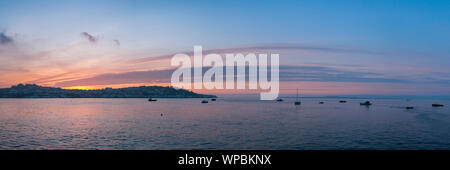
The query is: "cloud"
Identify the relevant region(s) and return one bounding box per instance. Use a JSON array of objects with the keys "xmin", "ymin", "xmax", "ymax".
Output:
[
  {"xmin": 279, "ymin": 65, "xmax": 410, "ymax": 83},
  {"xmin": 80, "ymin": 32, "xmax": 121, "ymax": 47},
  {"xmin": 53, "ymin": 65, "xmax": 420, "ymax": 87},
  {"xmin": 130, "ymin": 44, "xmax": 384, "ymax": 63},
  {"xmin": 81, "ymin": 32, "xmax": 97, "ymax": 43},
  {"xmin": 0, "ymin": 32, "xmax": 13, "ymax": 45},
  {"xmin": 113, "ymin": 39, "xmax": 120, "ymax": 46},
  {"xmin": 54, "ymin": 69, "xmax": 174, "ymax": 87}
]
